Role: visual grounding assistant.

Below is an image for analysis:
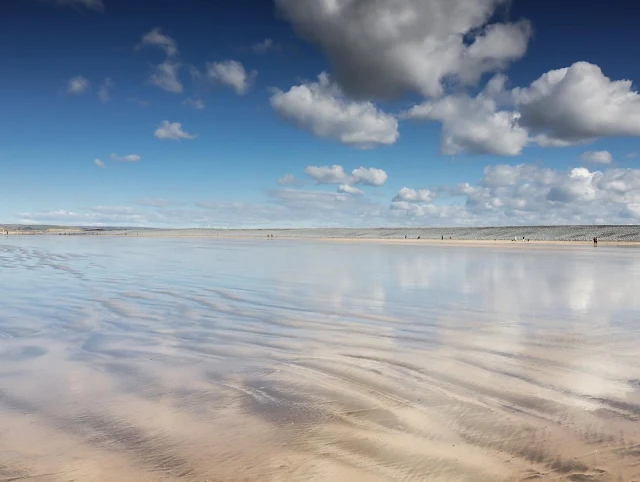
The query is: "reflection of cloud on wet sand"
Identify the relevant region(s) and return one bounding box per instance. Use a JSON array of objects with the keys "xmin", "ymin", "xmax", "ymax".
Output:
[{"xmin": 1, "ymin": 238, "xmax": 640, "ymax": 480}]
